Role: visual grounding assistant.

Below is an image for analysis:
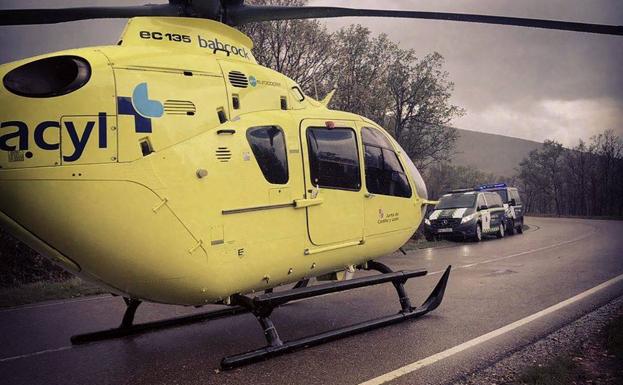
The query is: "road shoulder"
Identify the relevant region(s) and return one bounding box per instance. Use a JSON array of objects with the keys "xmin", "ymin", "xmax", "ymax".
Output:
[{"xmin": 451, "ymin": 295, "xmax": 623, "ymax": 385}]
